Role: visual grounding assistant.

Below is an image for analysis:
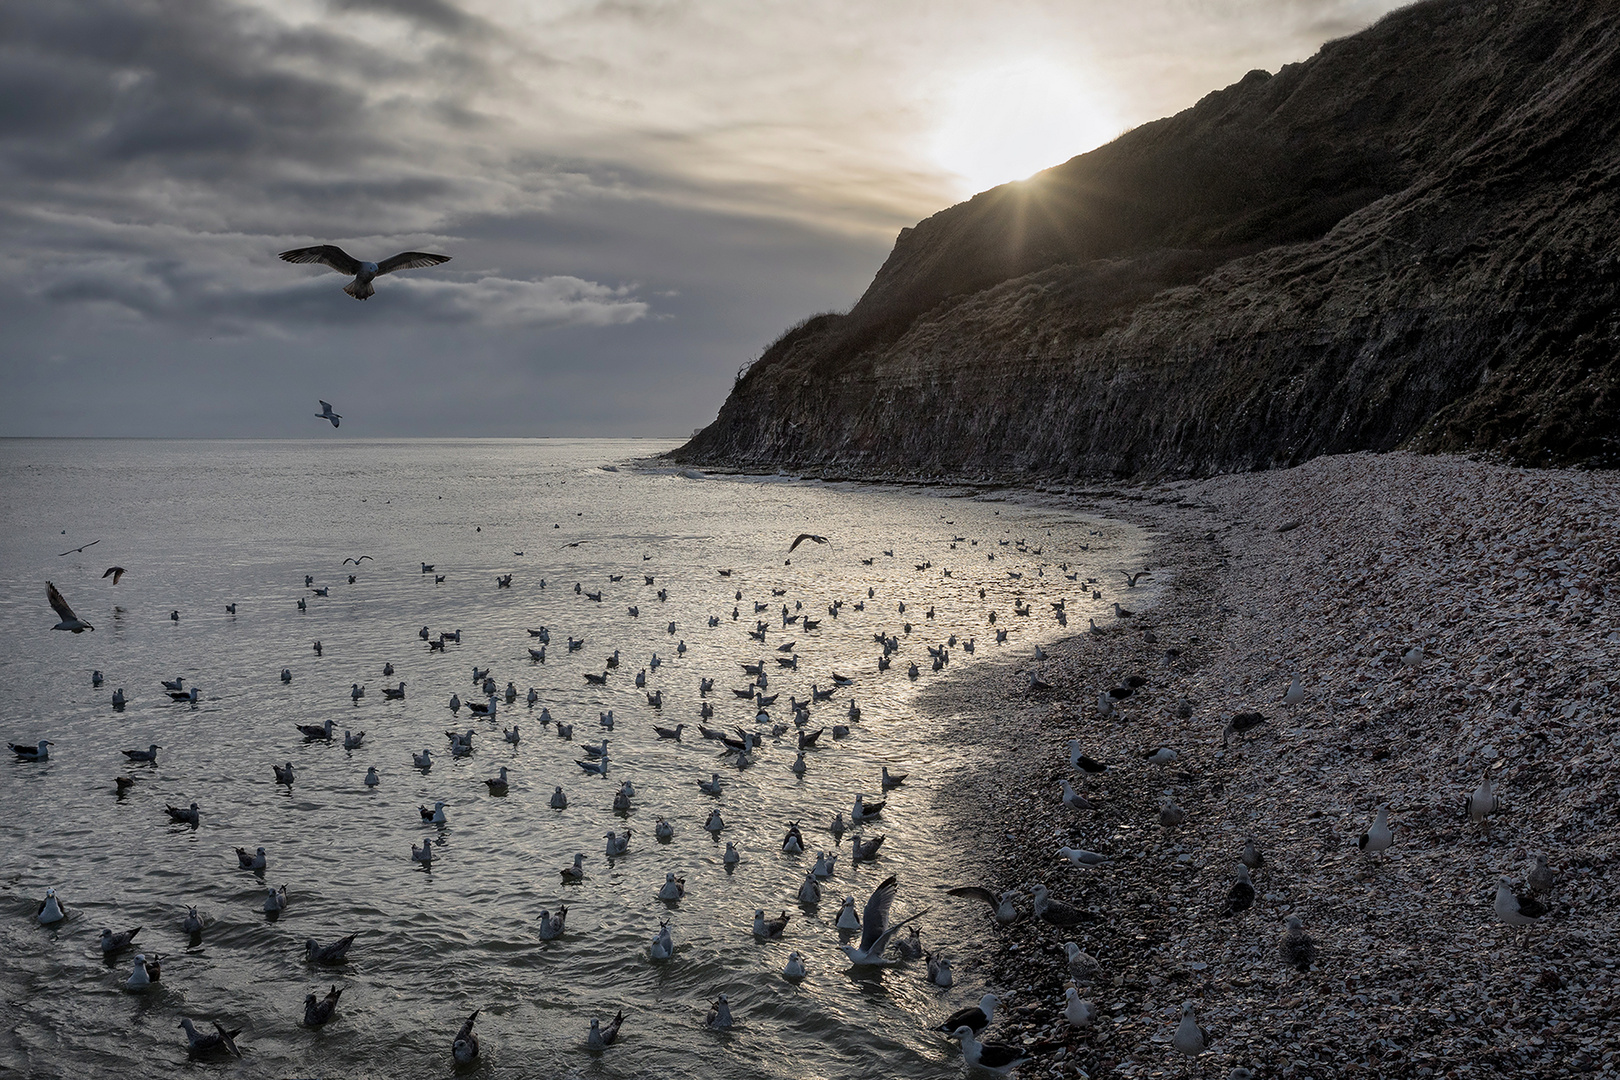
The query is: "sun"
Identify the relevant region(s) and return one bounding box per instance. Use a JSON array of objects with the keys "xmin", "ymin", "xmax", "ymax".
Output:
[{"xmin": 929, "ymin": 58, "xmax": 1121, "ymax": 196}]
